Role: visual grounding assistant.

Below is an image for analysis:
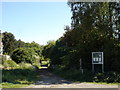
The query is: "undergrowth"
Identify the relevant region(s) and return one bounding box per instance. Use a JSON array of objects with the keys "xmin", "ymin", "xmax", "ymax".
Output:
[{"xmin": 50, "ymin": 66, "xmax": 120, "ymax": 84}]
